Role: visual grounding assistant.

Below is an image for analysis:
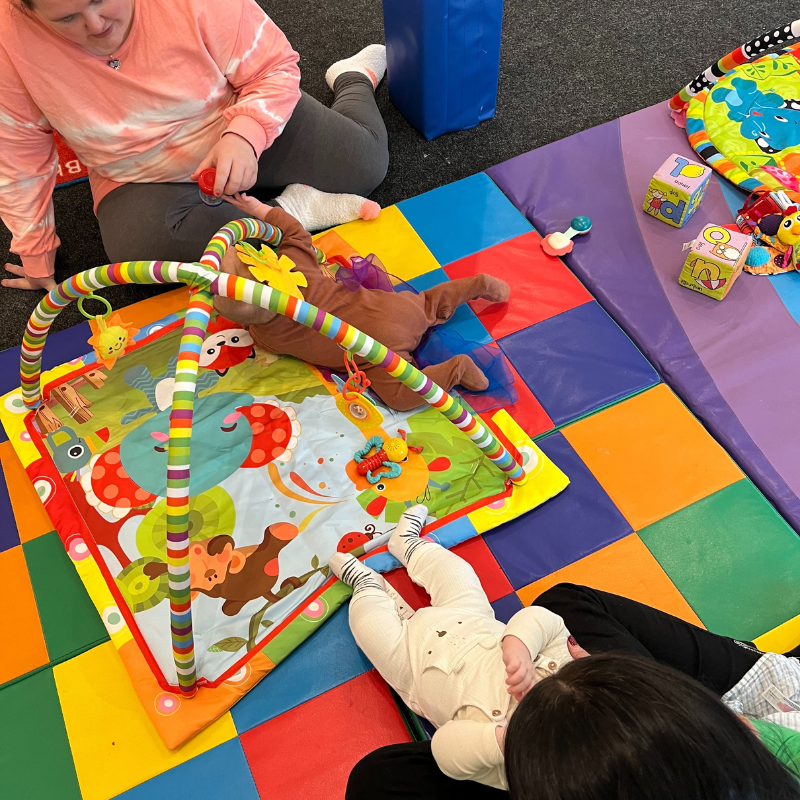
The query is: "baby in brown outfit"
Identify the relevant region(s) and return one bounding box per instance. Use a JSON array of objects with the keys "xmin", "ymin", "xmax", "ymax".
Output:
[{"xmin": 214, "ymin": 203, "xmax": 509, "ymax": 411}]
